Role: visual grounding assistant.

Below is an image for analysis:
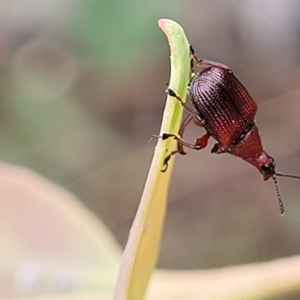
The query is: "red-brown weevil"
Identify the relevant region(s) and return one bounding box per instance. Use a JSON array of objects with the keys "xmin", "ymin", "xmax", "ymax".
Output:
[{"xmin": 156, "ymin": 45, "xmax": 300, "ymax": 215}]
